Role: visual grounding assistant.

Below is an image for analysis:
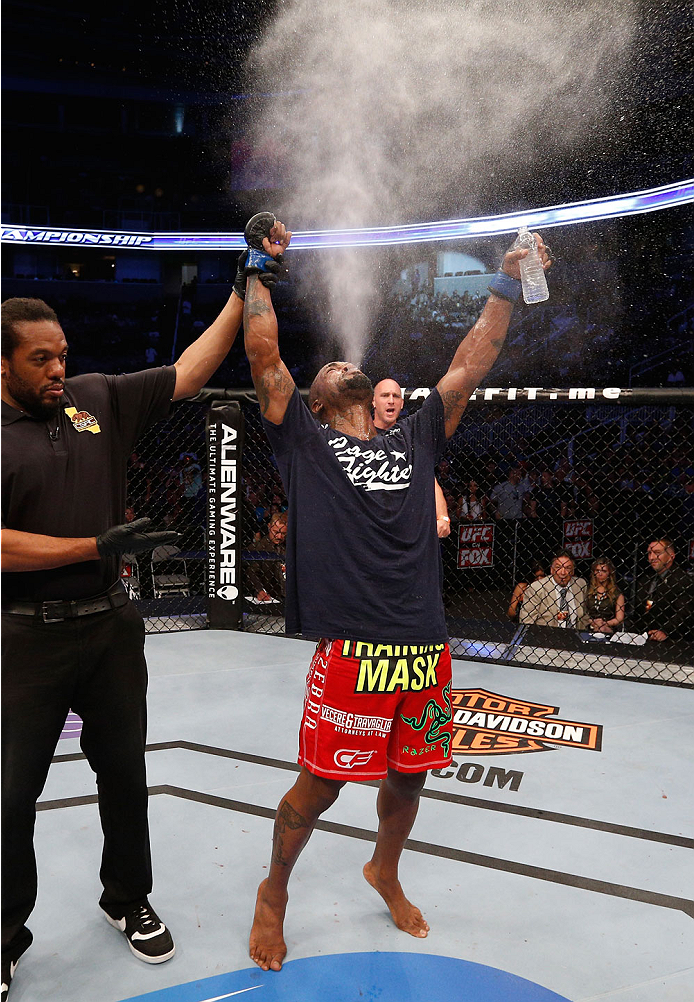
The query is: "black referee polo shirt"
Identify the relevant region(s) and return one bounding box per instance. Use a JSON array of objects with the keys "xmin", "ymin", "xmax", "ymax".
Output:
[{"xmin": 1, "ymin": 365, "xmax": 176, "ymax": 603}]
